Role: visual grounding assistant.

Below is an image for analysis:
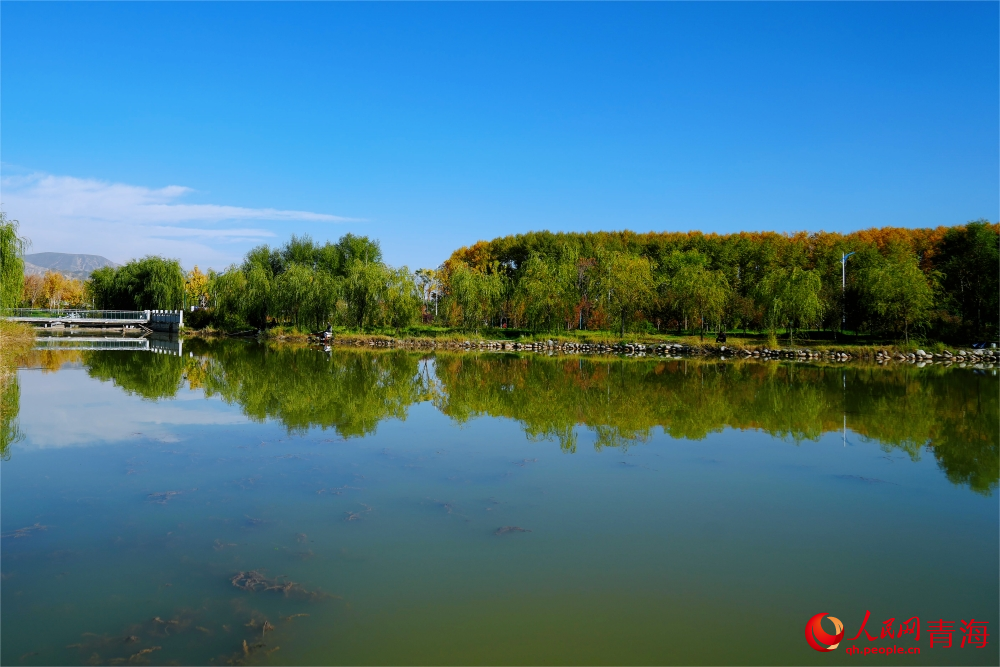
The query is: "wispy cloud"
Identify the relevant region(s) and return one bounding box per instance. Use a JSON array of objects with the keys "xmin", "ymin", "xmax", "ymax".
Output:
[
  {"xmin": 1, "ymin": 170, "xmax": 358, "ymax": 269},
  {"xmin": 17, "ymin": 368, "xmax": 251, "ymax": 448}
]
